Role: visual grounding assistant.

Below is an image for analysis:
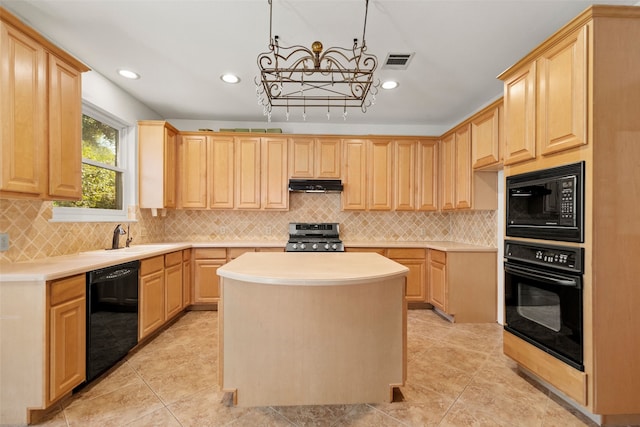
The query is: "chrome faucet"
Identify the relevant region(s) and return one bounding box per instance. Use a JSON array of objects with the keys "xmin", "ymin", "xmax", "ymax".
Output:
[
  {"xmin": 125, "ymin": 224, "xmax": 133, "ymax": 248},
  {"xmin": 111, "ymin": 224, "xmax": 126, "ymax": 250}
]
